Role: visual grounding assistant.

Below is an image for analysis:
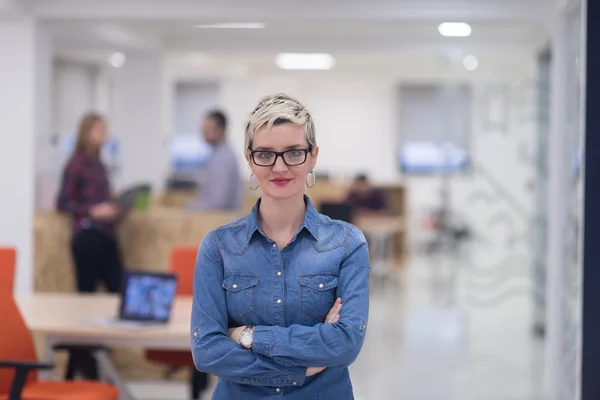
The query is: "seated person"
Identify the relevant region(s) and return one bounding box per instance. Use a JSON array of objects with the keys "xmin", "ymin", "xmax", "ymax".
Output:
[{"xmin": 344, "ymin": 173, "xmax": 388, "ymax": 213}]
